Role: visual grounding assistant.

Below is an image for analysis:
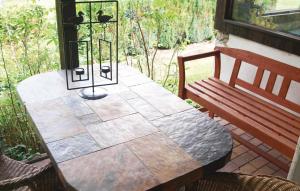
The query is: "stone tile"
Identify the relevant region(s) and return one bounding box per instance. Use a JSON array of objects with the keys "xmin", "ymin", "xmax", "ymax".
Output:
[
  {"xmin": 120, "ymin": 73, "xmax": 152, "ymax": 87},
  {"xmin": 17, "ymin": 71, "xmax": 71, "ymax": 104},
  {"xmin": 153, "ymin": 109, "xmax": 232, "ymax": 166},
  {"xmin": 258, "ymin": 144, "xmax": 272, "ymax": 152},
  {"xmin": 266, "ymin": 163, "xmax": 280, "ymax": 172},
  {"xmin": 254, "ymin": 165, "xmax": 276, "ymax": 176},
  {"xmin": 131, "ymin": 82, "xmax": 192, "ymax": 115},
  {"xmin": 86, "ymin": 114, "xmax": 159, "ymax": 148},
  {"xmin": 126, "ymin": 133, "xmax": 201, "ymax": 183},
  {"xmin": 273, "ymin": 170, "xmax": 288, "ymax": 178},
  {"xmin": 131, "ymin": 82, "xmax": 171, "ymax": 98},
  {"xmin": 214, "ymin": 116, "xmax": 222, "ymax": 121},
  {"xmin": 231, "ymin": 152, "xmax": 255, "ymax": 167},
  {"xmin": 39, "ymin": 123, "xmax": 86, "ymax": 144},
  {"xmin": 248, "ymin": 151, "xmax": 259, "ymax": 158},
  {"xmin": 249, "ymin": 138, "xmax": 262, "ymax": 146},
  {"xmin": 218, "ymin": 119, "xmax": 230, "ymax": 126},
  {"xmin": 234, "ymin": 145, "xmax": 248, "ymax": 156},
  {"xmin": 27, "ymin": 98, "xmax": 86, "ymax": 143},
  {"xmin": 231, "ymin": 151, "xmax": 240, "ymax": 160},
  {"xmin": 118, "ymin": 64, "xmax": 141, "ymax": 77},
  {"xmin": 240, "ymin": 133, "xmax": 253, "ymax": 141},
  {"xmin": 48, "ymin": 133, "xmax": 101, "ymax": 163},
  {"xmin": 104, "ymin": 83, "xmax": 130, "ymax": 94},
  {"xmin": 224, "ymin": 124, "xmax": 234, "ymax": 131},
  {"xmin": 281, "ymin": 155, "xmax": 292, "ymax": 162},
  {"xmin": 86, "ymin": 95, "xmax": 136, "ymax": 121},
  {"xmin": 249, "ymin": 157, "xmax": 269, "ymax": 169},
  {"xmin": 278, "ymin": 156, "xmax": 291, "ymax": 165},
  {"xmin": 268, "ymin": 149, "xmax": 282, "ymax": 158},
  {"xmin": 238, "ymin": 163, "xmax": 257, "ymax": 174},
  {"xmin": 62, "ymin": 95, "xmax": 94, "ymax": 117},
  {"xmin": 118, "ymin": 90, "xmax": 139, "ymax": 100},
  {"xmin": 233, "ymin": 140, "xmax": 240, "ymax": 148},
  {"xmin": 127, "ymin": 98, "xmax": 164, "ymax": 120},
  {"xmin": 218, "ymin": 161, "xmax": 239, "ymax": 172},
  {"xmin": 59, "ymin": 145, "xmax": 160, "ymax": 191},
  {"xmin": 233, "ymin": 128, "xmax": 245, "ymax": 136},
  {"xmin": 146, "ymin": 94, "xmax": 193, "ymax": 115},
  {"xmin": 77, "ymin": 113, "xmax": 102, "ymax": 126}
]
